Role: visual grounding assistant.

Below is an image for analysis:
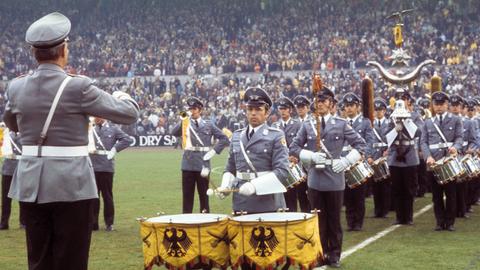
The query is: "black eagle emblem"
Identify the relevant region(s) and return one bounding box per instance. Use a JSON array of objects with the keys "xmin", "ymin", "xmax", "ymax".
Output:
[
  {"xmin": 162, "ymin": 227, "xmax": 192, "ymax": 257},
  {"xmin": 142, "ymin": 231, "xmax": 153, "ymax": 248},
  {"xmin": 249, "ymin": 226, "xmax": 279, "ymax": 257}
]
